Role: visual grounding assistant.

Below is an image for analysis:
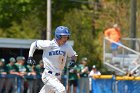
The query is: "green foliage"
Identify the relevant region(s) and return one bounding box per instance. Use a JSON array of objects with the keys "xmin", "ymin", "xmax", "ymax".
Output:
[
  {"xmin": 0, "ymin": 0, "xmax": 31, "ymax": 28},
  {"xmin": 0, "ymin": 0, "xmax": 45, "ymax": 38},
  {"xmin": 0, "ymin": 14, "xmax": 42, "ymax": 39},
  {"xmin": 52, "ymin": 0, "xmax": 84, "ymax": 29},
  {"xmin": 62, "ymin": 7, "xmax": 102, "ymax": 67}
]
